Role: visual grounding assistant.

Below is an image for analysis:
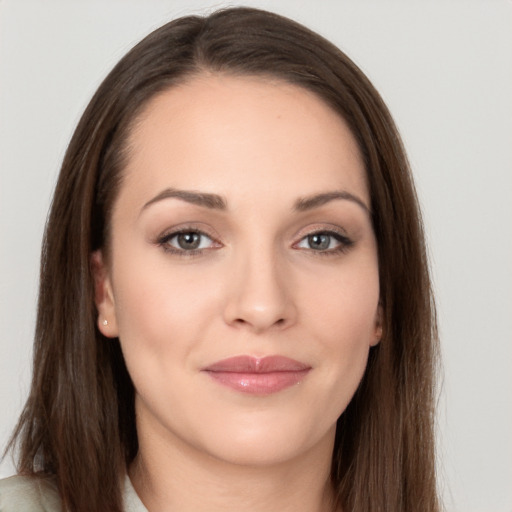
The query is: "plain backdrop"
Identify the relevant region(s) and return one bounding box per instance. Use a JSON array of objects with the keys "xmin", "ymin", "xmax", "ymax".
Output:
[{"xmin": 1, "ymin": 1, "xmax": 511, "ymax": 511}]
